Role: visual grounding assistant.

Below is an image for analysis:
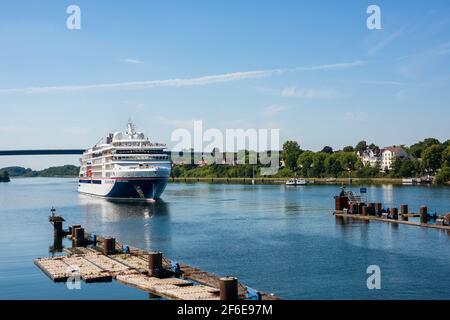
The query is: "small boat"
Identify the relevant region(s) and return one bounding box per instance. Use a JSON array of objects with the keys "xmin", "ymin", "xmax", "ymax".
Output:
[
  {"xmin": 402, "ymin": 178, "xmax": 415, "ymax": 185},
  {"xmin": 286, "ymin": 178, "xmax": 308, "ymax": 186},
  {"xmin": 325, "ymin": 177, "xmax": 337, "ymax": 183}
]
